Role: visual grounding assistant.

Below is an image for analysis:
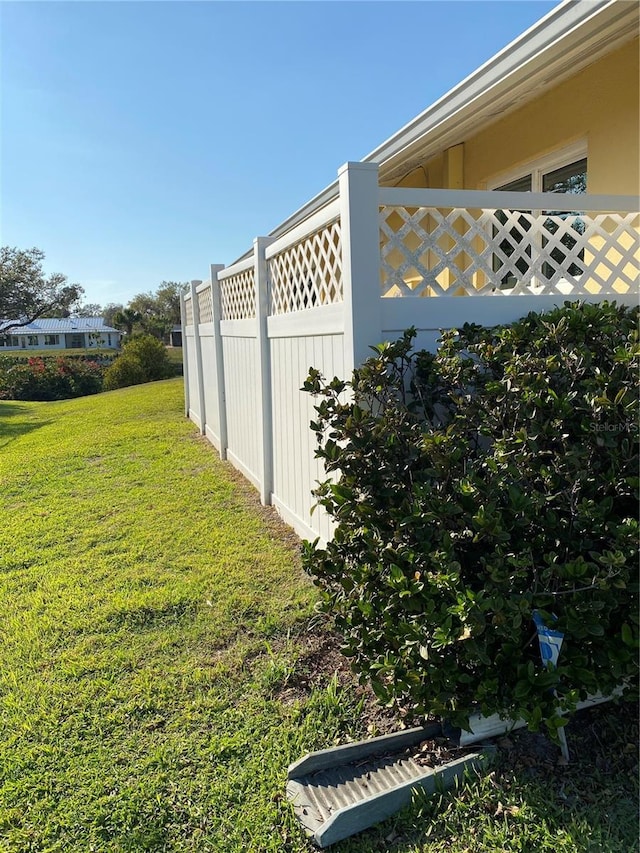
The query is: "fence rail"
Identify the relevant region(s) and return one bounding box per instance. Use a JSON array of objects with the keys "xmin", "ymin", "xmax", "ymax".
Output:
[
  {"xmin": 183, "ymin": 164, "xmax": 639, "ymax": 542},
  {"xmin": 379, "ymin": 188, "xmax": 638, "ymax": 299}
]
